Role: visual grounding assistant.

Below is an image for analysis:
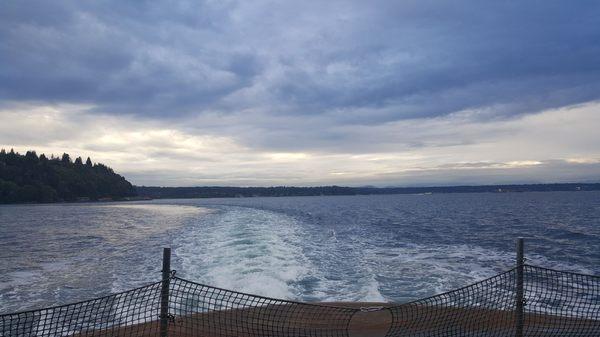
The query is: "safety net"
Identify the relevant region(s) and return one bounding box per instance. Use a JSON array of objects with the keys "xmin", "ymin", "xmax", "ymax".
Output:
[
  {"xmin": 1, "ymin": 265, "xmax": 599, "ymax": 337},
  {"xmin": 385, "ymin": 265, "xmax": 600, "ymax": 337}
]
